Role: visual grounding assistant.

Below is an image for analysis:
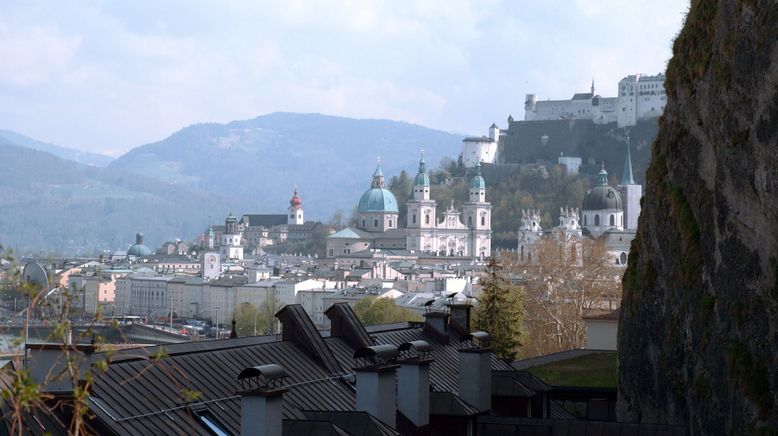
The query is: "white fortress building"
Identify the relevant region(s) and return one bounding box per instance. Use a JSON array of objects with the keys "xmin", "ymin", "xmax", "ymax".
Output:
[
  {"xmin": 524, "ymin": 74, "xmax": 666, "ymax": 127},
  {"xmin": 461, "ymin": 123, "xmax": 500, "ymax": 168}
]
